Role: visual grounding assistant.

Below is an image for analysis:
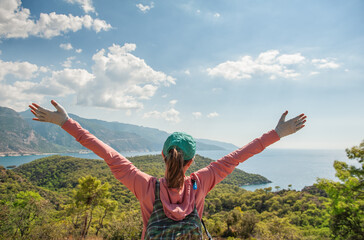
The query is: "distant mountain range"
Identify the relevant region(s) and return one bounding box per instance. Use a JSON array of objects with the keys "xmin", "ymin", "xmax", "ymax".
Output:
[{"xmin": 0, "ymin": 106, "xmax": 238, "ymax": 156}]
